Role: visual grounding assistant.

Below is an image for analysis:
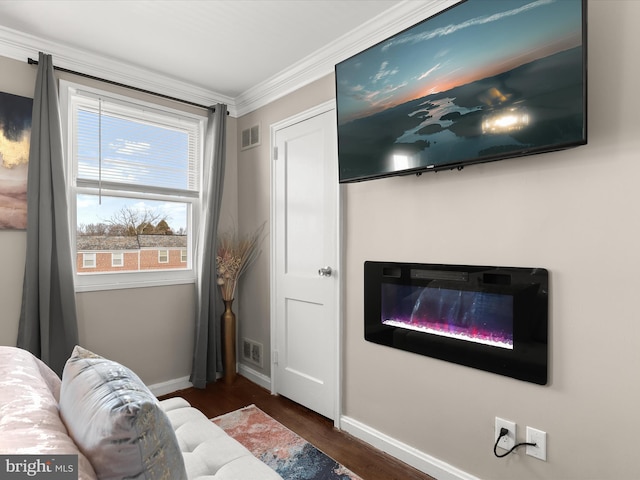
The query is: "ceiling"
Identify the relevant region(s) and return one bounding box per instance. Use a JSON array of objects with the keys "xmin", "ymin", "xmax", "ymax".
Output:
[{"xmin": 0, "ymin": 0, "xmax": 447, "ymax": 114}]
